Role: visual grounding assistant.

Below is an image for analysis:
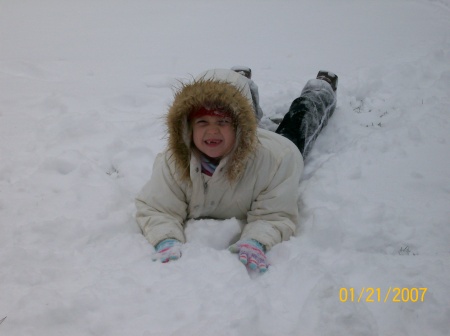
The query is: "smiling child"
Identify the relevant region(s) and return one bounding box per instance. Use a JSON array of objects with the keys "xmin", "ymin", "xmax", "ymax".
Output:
[{"xmin": 135, "ymin": 68, "xmax": 337, "ymax": 273}]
